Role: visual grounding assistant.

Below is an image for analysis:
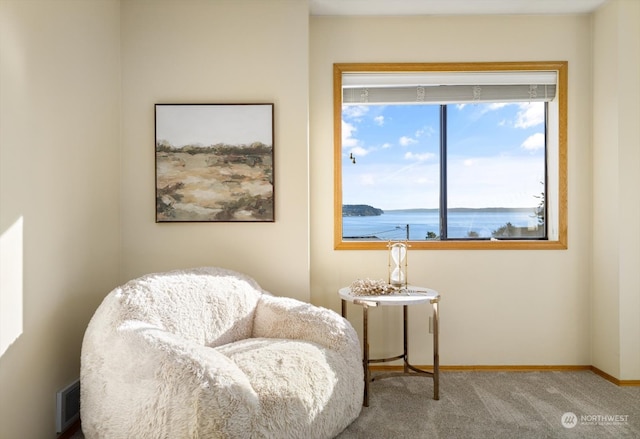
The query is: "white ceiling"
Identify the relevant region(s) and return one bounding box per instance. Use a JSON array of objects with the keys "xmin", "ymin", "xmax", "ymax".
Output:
[{"xmin": 309, "ymin": 0, "xmax": 609, "ymax": 16}]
